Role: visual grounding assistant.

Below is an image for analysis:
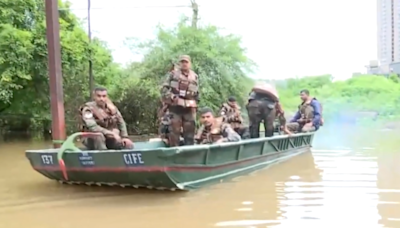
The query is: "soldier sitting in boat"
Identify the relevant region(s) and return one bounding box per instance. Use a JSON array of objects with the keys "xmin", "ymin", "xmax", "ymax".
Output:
[
  {"xmin": 286, "ymin": 89, "xmax": 322, "ymax": 133},
  {"xmin": 195, "ymin": 107, "xmax": 241, "ymax": 144},
  {"xmin": 79, "ymin": 87, "xmax": 134, "ymax": 150},
  {"xmin": 218, "ymin": 96, "xmax": 250, "ymax": 139},
  {"xmin": 275, "ymin": 102, "xmax": 293, "ymax": 135}
]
